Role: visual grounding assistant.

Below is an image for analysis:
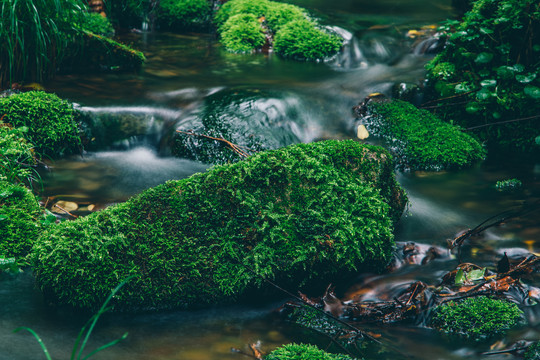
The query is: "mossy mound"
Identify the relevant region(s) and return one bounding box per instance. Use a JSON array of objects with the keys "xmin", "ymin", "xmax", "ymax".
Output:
[
  {"xmin": 81, "ymin": 12, "xmax": 114, "ymax": 36},
  {"xmin": 430, "ymin": 296, "xmax": 524, "ymax": 341},
  {"xmin": 525, "ymin": 341, "xmax": 540, "ymax": 360},
  {"xmin": 215, "ymin": 0, "xmax": 342, "ymax": 60},
  {"xmin": 0, "ymin": 181, "xmax": 43, "ymax": 265},
  {"xmin": 173, "ymin": 88, "xmax": 306, "ymax": 164},
  {"xmin": 33, "ymin": 140, "xmax": 407, "ymax": 311},
  {"xmin": 157, "ymin": 0, "xmax": 210, "ymax": 31},
  {"xmin": 0, "ymin": 125, "xmax": 37, "ymax": 187},
  {"xmin": 0, "ymin": 91, "xmax": 80, "ymax": 158},
  {"xmin": 357, "ymin": 98, "xmax": 486, "ymax": 171},
  {"xmin": 266, "ymin": 343, "xmax": 354, "ymax": 360},
  {"xmin": 425, "ymin": 0, "xmax": 540, "ymax": 154}
]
